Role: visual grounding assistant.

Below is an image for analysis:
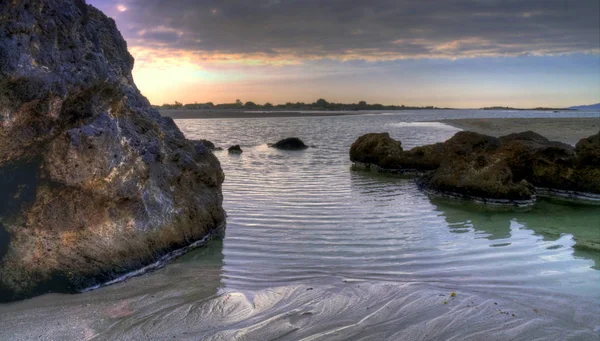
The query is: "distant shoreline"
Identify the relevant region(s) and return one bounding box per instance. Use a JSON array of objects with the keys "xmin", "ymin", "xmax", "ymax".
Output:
[
  {"xmin": 160, "ymin": 108, "xmax": 592, "ymax": 120},
  {"xmin": 480, "ymin": 107, "xmax": 576, "ymax": 111},
  {"xmin": 439, "ymin": 117, "xmax": 600, "ymax": 145},
  {"xmin": 160, "ymin": 109, "xmax": 438, "ymax": 119}
]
